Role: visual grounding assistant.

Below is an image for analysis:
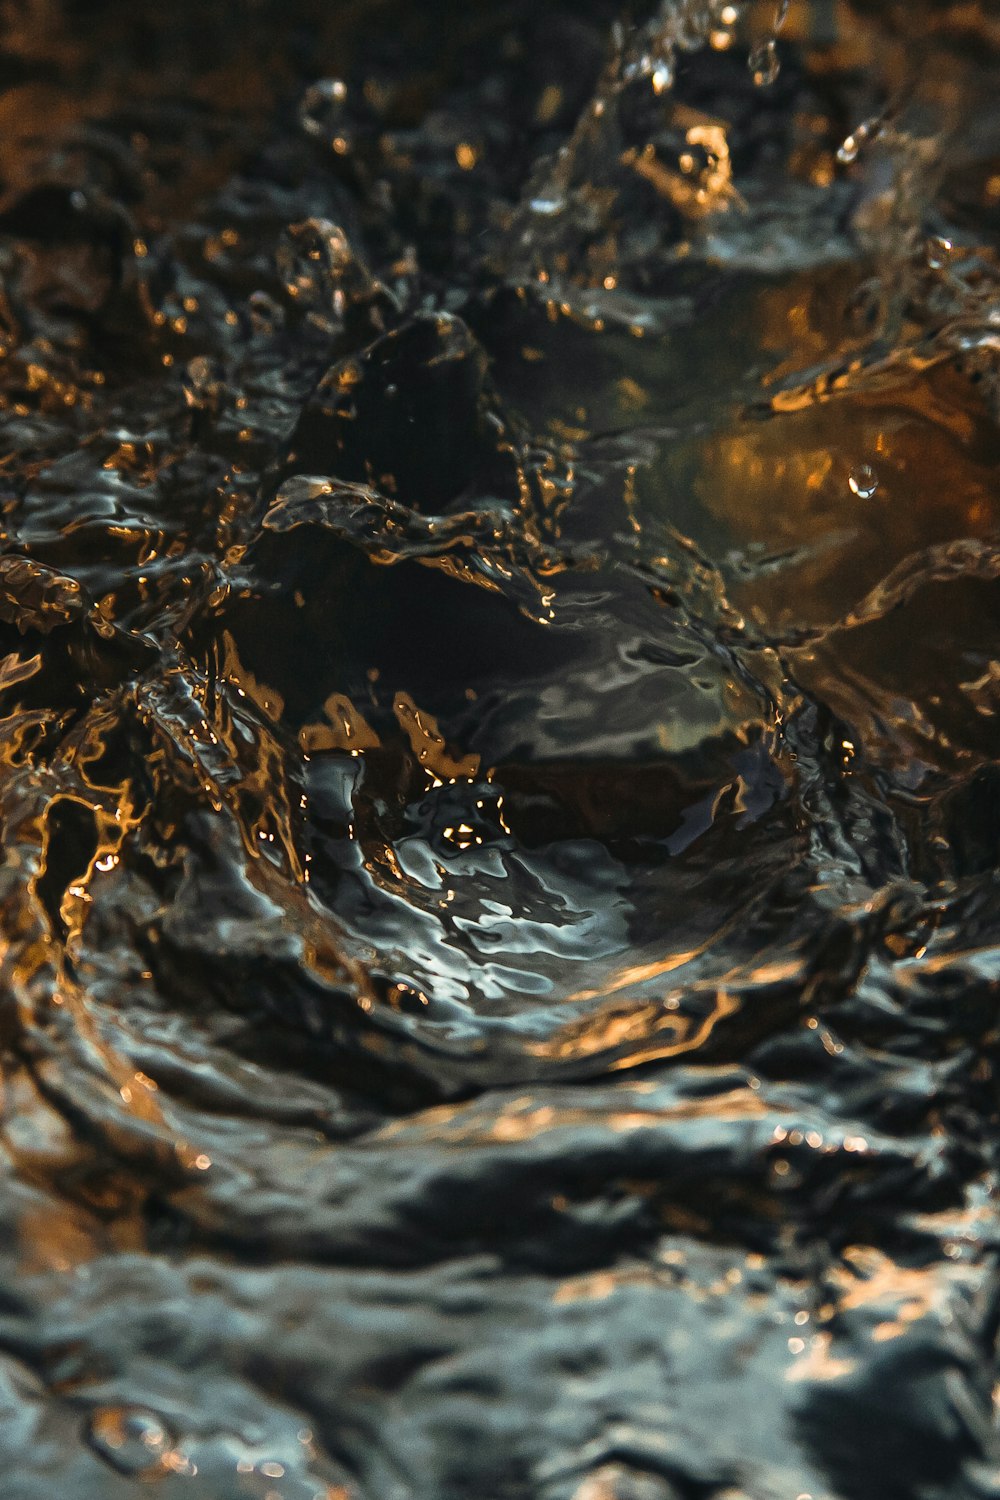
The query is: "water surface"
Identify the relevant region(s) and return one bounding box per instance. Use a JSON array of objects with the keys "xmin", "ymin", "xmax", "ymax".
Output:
[{"xmin": 1, "ymin": 2, "xmax": 1000, "ymax": 1496}]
